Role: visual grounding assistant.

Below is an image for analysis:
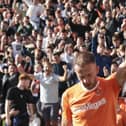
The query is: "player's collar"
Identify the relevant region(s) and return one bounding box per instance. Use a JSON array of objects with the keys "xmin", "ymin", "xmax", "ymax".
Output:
[{"xmin": 80, "ymin": 81, "xmax": 100, "ymax": 92}]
